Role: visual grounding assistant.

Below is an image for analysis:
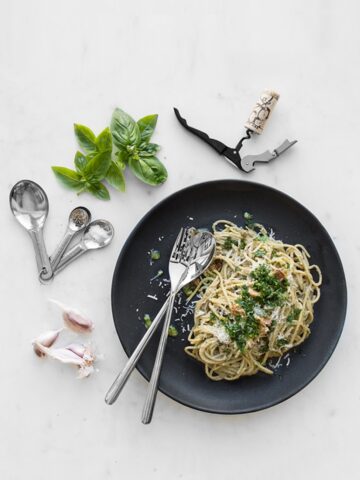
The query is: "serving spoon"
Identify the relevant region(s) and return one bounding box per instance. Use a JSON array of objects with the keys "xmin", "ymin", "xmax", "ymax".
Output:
[
  {"xmin": 52, "ymin": 219, "xmax": 114, "ymax": 276},
  {"xmin": 105, "ymin": 229, "xmax": 216, "ymax": 407},
  {"xmin": 9, "ymin": 180, "xmax": 52, "ymax": 279}
]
